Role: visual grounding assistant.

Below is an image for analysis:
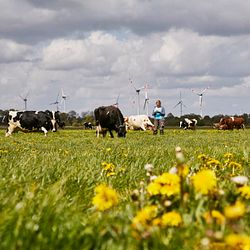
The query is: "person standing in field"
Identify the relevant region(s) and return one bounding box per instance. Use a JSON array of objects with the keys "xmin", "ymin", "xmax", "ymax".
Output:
[{"xmin": 152, "ymin": 99, "xmax": 165, "ymax": 135}]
